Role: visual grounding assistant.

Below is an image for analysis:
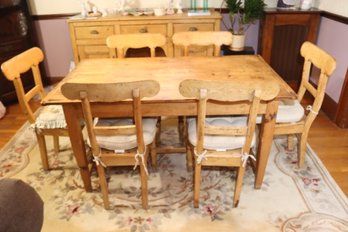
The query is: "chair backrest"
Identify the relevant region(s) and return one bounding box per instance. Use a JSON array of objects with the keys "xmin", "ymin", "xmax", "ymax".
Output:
[
  {"xmin": 106, "ymin": 33, "xmax": 167, "ymax": 58},
  {"xmin": 61, "ymin": 80, "xmax": 160, "ymax": 155},
  {"xmin": 179, "ymin": 79, "xmax": 279, "ymax": 154},
  {"xmin": 1, "ymin": 47, "xmax": 45, "ymax": 123},
  {"xmin": 172, "ymin": 31, "xmax": 233, "ymax": 56},
  {"xmin": 298, "ymin": 41, "xmax": 336, "ymax": 117}
]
